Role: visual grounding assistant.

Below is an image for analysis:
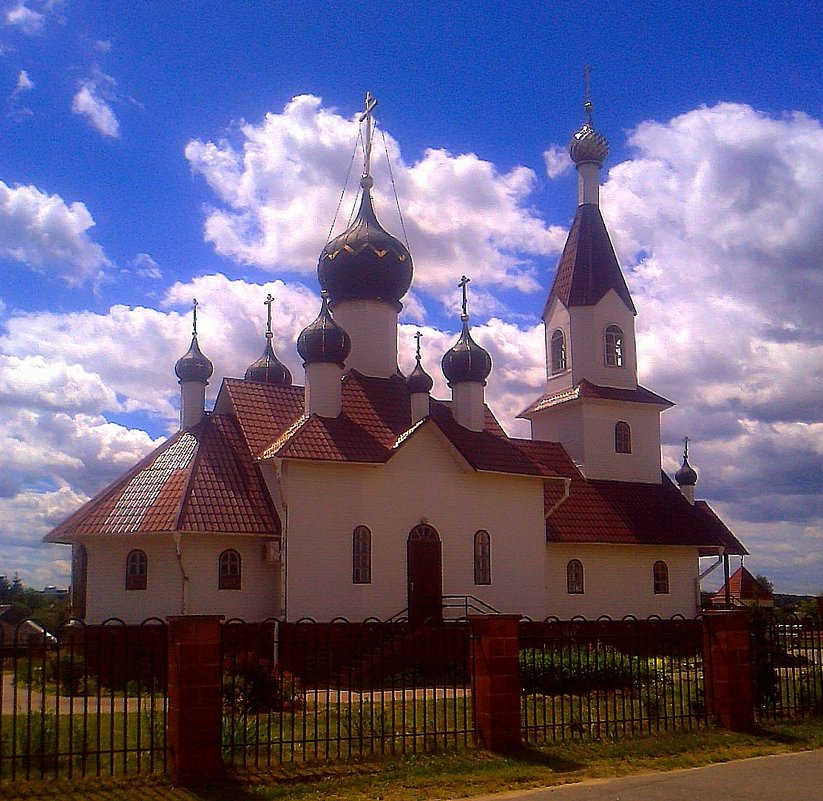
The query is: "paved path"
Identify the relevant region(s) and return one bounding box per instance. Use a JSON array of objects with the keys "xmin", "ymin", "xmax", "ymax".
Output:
[{"xmin": 460, "ymin": 749, "xmax": 823, "ymax": 801}]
